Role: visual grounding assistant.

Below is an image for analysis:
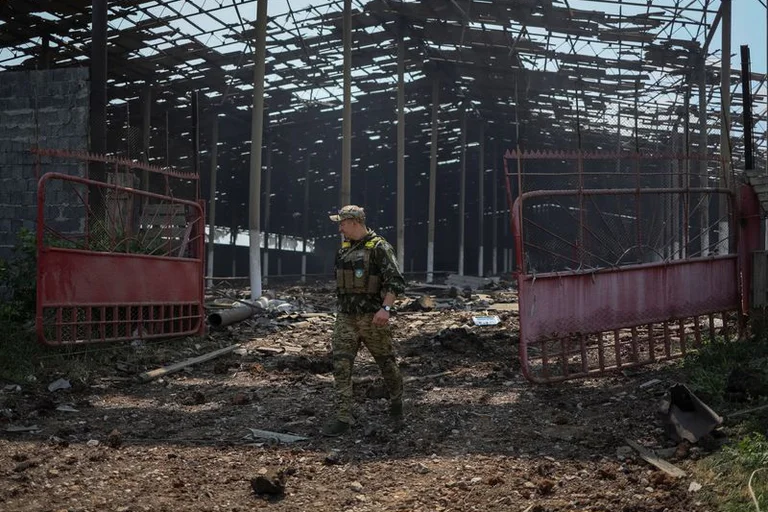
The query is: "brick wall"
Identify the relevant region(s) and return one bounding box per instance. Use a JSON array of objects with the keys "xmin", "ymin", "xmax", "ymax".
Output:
[{"xmin": 0, "ymin": 67, "xmax": 89, "ymax": 260}]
